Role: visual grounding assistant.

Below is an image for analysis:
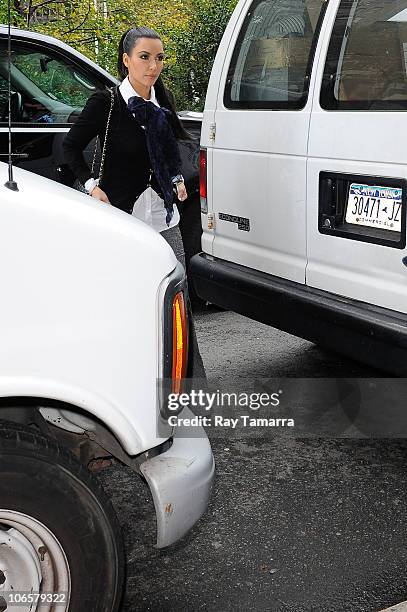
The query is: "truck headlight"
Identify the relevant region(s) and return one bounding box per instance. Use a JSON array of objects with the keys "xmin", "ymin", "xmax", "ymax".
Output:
[
  {"xmin": 172, "ymin": 291, "xmax": 188, "ymax": 395},
  {"xmin": 159, "ymin": 262, "xmax": 189, "ymax": 419}
]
